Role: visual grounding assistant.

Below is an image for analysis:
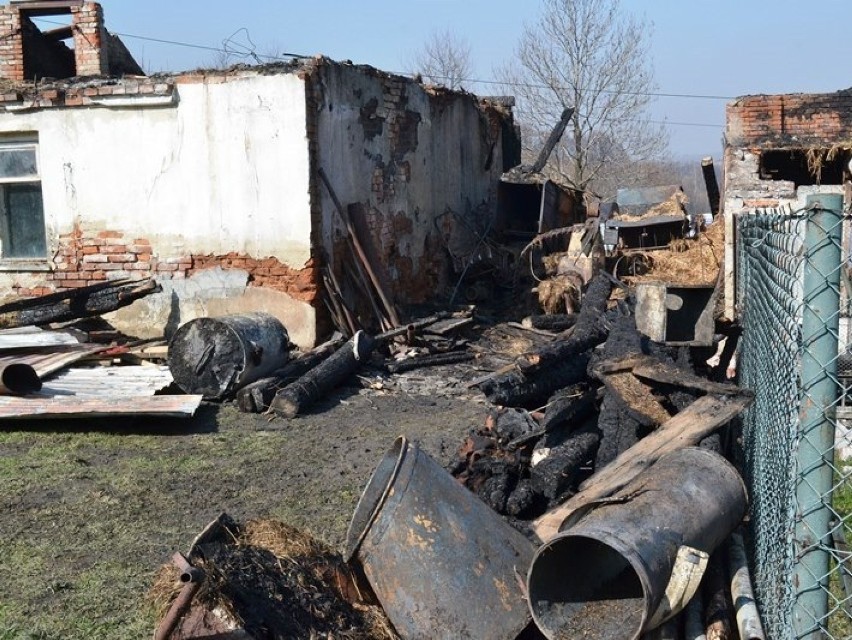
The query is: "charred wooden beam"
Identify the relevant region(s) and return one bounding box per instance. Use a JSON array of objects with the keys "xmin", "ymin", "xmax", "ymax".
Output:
[
  {"xmin": 702, "ymin": 156, "xmax": 721, "ymax": 217},
  {"xmin": 270, "ymin": 331, "xmax": 376, "ymax": 418},
  {"xmin": 531, "ymin": 423, "xmax": 601, "ymax": 504},
  {"xmin": 479, "ymin": 352, "xmax": 591, "ymax": 407},
  {"xmin": 0, "ymin": 279, "xmax": 159, "ymax": 329},
  {"xmin": 478, "ymin": 275, "xmax": 611, "ymax": 407},
  {"xmin": 385, "ymin": 350, "xmax": 474, "ymax": 374},
  {"xmin": 236, "ymin": 335, "xmax": 346, "ymax": 413},
  {"xmin": 521, "ymin": 313, "xmax": 577, "ymax": 332},
  {"xmin": 529, "ymin": 107, "xmax": 575, "ymax": 174},
  {"xmin": 539, "ymin": 383, "xmax": 597, "ymax": 434}
]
